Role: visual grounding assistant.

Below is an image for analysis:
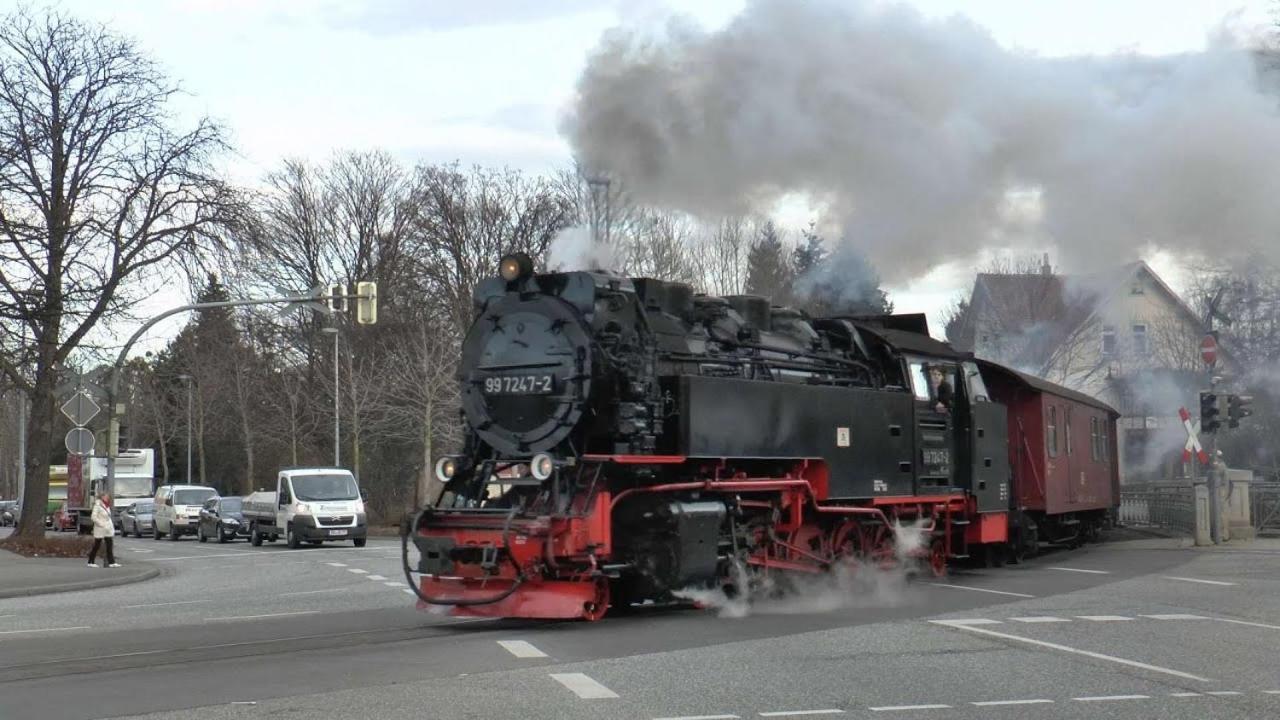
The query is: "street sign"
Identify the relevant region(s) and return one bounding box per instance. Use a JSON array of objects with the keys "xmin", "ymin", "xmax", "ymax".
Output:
[
  {"xmin": 60, "ymin": 391, "xmax": 101, "ymax": 426},
  {"xmin": 1201, "ymin": 334, "xmax": 1218, "ymax": 368},
  {"xmin": 65, "ymin": 427, "xmax": 95, "ymax": 456},
  {"xmin": 1178, "ymin": 407, "xmax": 1210, "ymax": 465}
]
